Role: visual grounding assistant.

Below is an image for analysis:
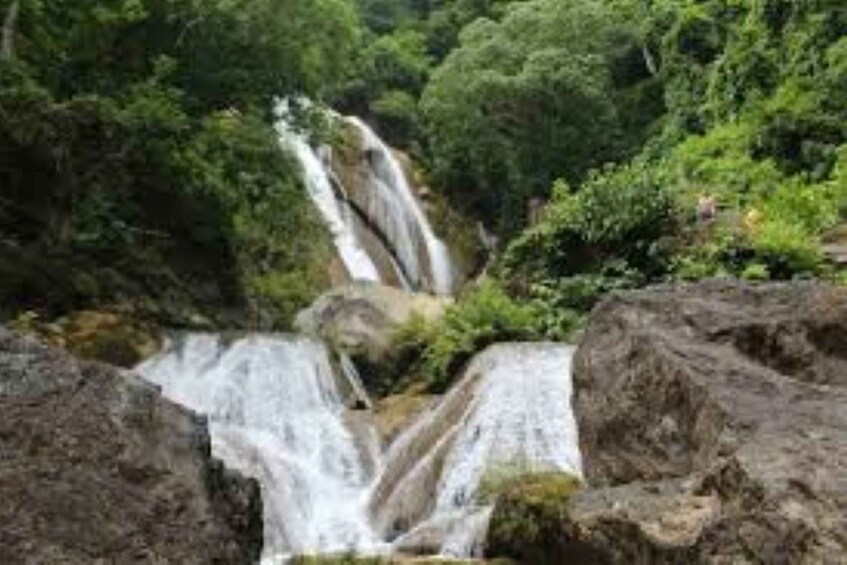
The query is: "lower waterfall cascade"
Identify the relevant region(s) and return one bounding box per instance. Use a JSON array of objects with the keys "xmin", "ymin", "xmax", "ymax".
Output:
[
  {"xmin": 137, "ymin": 335, "xmax": 383, "ymax": 561},
  {"xmin": 137, "ymin": 335, "xmax": 582, "ymax": 562}
]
